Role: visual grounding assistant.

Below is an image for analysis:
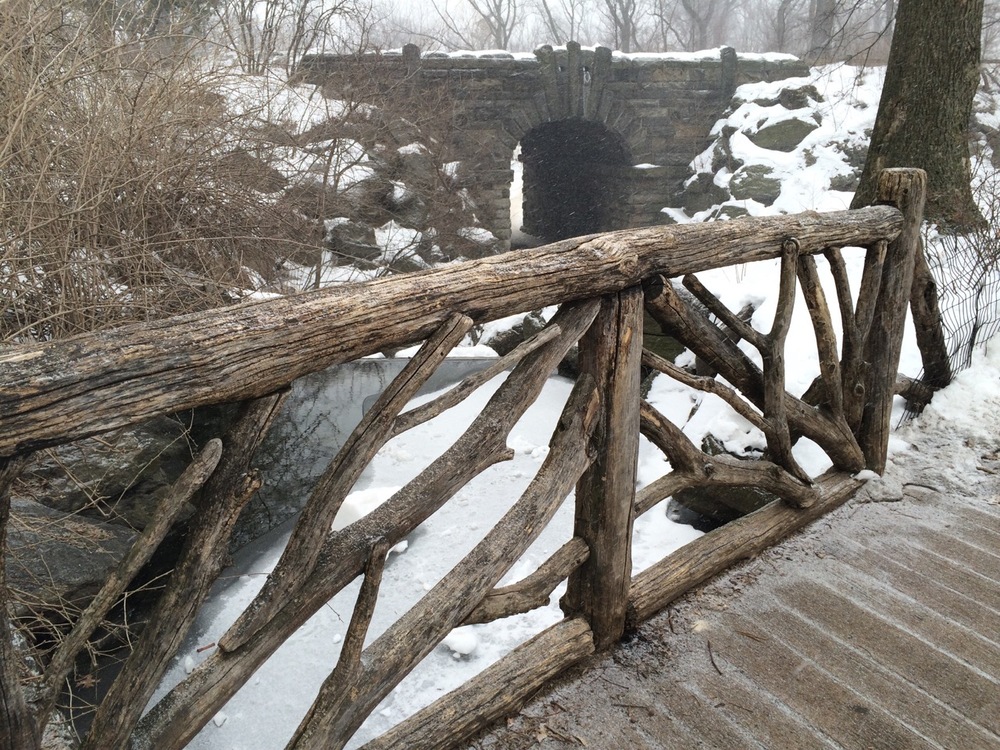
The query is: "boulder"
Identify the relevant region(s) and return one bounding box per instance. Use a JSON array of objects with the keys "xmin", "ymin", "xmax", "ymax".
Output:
[
  {"xmin": 325, "ymin": 218, "xmax": 382, "ymax": 263},
  {"xmin": 730, "ymin": 165, "xmax": 783, "ymax": 206},
  {"xmin": 749, "ymin": 117, "xmax": 819, "ymax": 152},
  {"xmin": 682, "ymin": 172, "xmax": 730, "ymax": 214},
  {"xmin": 14, "ymin": 416, "xmax": 200, "ymax": 531},
  {"xmin": 5, "ymin": 499, "xmax": 136, "ymax": 610}
]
